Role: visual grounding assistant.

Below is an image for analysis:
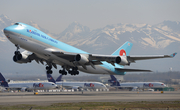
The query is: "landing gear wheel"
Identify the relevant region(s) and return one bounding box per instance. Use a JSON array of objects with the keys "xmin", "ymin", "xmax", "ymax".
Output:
[
  {"xmin": 14, "ymin": 51, "xmax": 20, "ymax": 55},
  {"xmin": 59, "ymin": 70, "xmax": 67, "ymax": 75},
  {"xmin": 68, "ymin": 70, "xmax": 79, "ymax": 76},
  {"xmin": 47, "ymin": 70, "xmax": 53, "ymax": 74},
  {"xmin": 46, "ymin": 66, "xmax": 53, "ymax": 74}
]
